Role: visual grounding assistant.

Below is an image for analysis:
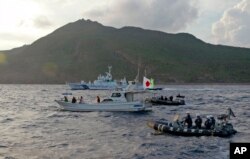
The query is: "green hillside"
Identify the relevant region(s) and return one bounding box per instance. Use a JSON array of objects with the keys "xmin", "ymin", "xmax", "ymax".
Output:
[{"xmin": 0, "ymin": 19, "xmax": 250, "ymax": 84}]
